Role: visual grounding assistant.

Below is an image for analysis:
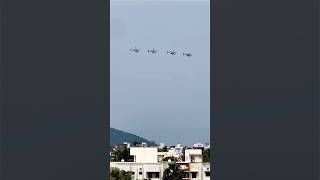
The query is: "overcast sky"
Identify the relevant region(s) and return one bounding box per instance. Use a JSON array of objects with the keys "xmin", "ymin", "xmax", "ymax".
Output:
[{"xmin": 110, "ymin": 0, "xmax": 210, "ymax": 146}]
